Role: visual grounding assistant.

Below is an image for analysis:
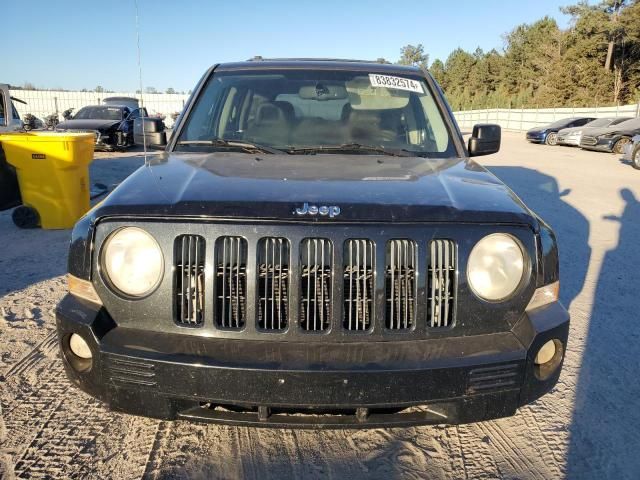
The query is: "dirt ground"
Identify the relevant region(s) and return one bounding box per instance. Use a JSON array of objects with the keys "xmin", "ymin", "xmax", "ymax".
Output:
[{"xmin": 1, "ymin": 132, "xmax": 639, "ymax": 479}]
